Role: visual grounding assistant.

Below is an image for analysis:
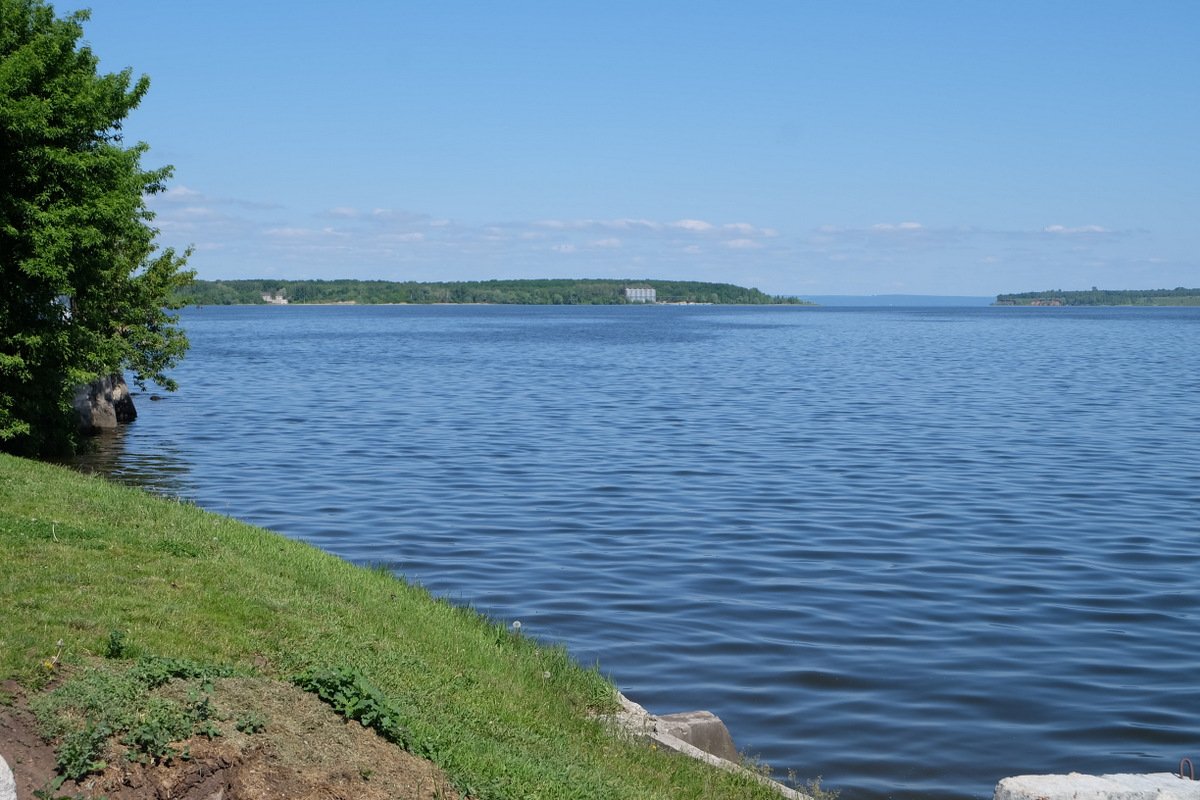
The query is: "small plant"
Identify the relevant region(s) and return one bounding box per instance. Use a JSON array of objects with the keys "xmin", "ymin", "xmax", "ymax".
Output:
[
  {"xmin": 184, "ymin": 684, "xmax": 224, "ymax": 740},
  {"xmin": 102, "ymin": 629, "xmax": 128, "ymax": 659},
  {"xmin": 293, "ymin": 667, "xmax": 414, "ymax": 751},
  {"xmin": 30, "ymin": 639, "xmax": 68, "ymax": 688},
  {"xmin": 129, "ymin": 655, "xmax": 234, "ymax": 691},
  {"xmin": 121, "ymin": 698, "xmax": 190, "ymax": 764},
  {"xmin": 788, "ymin": 772, "xmax": 839, "ymax": 800},
  {"xmin": 235, "ymin": 711, "xmax": 267, "ymax": 734},
  {"xmin": 54, "ymin": 722, "xmax": 110, "ymax": 781}
]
